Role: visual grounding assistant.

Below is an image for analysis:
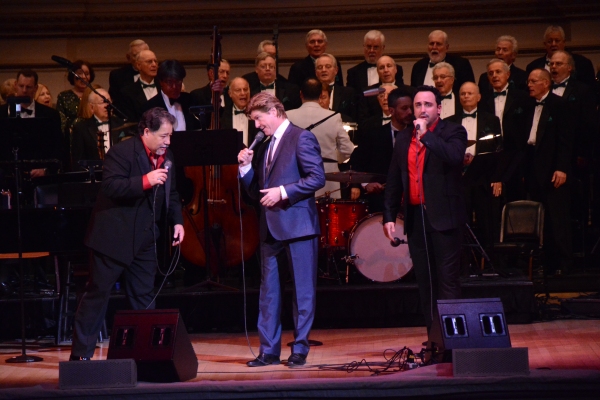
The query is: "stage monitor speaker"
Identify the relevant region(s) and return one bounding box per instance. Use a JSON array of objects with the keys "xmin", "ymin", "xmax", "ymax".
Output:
[
  {"xmin": 107, "ymin": 309, "xmax": 198, "ymax": 382},
  {"xmin": 59, "ymin": 359, "xmax": 137, "ymax": 389},
  {"xmin": 428, "ymin": 298, "xmax": 511, "ymax": 362},
  {"xmin": 452, "ymin": 347, "xmax": 529, "ymax": 376}
]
